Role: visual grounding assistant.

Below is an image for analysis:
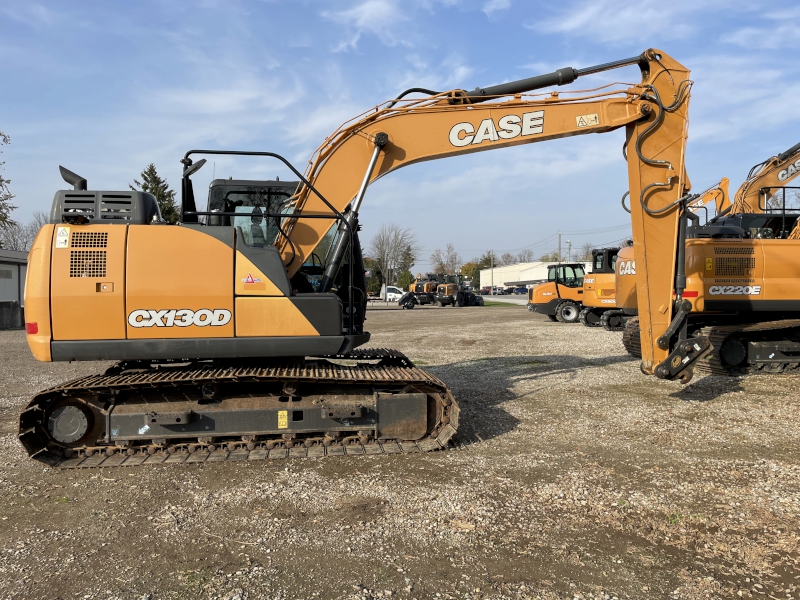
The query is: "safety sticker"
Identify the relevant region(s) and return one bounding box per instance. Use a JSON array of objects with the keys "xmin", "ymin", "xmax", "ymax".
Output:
[
  {"xmin": 705, "ymin": 258, "xmax": 713, "ymax": 271},
  {"xmin": 55, "ymin": 226, "xmax": 70, "ymax": 249},
  {"xmin": 576, "ymin": 113, "xmax": 599, "ymax": 128},
  {"xmin": 242, "ymin": 273, "xmax": 262, "ymax": 284},
  {"xmin": 277, "ymin": 410, "xmax": 288, "ymax": 429}
]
